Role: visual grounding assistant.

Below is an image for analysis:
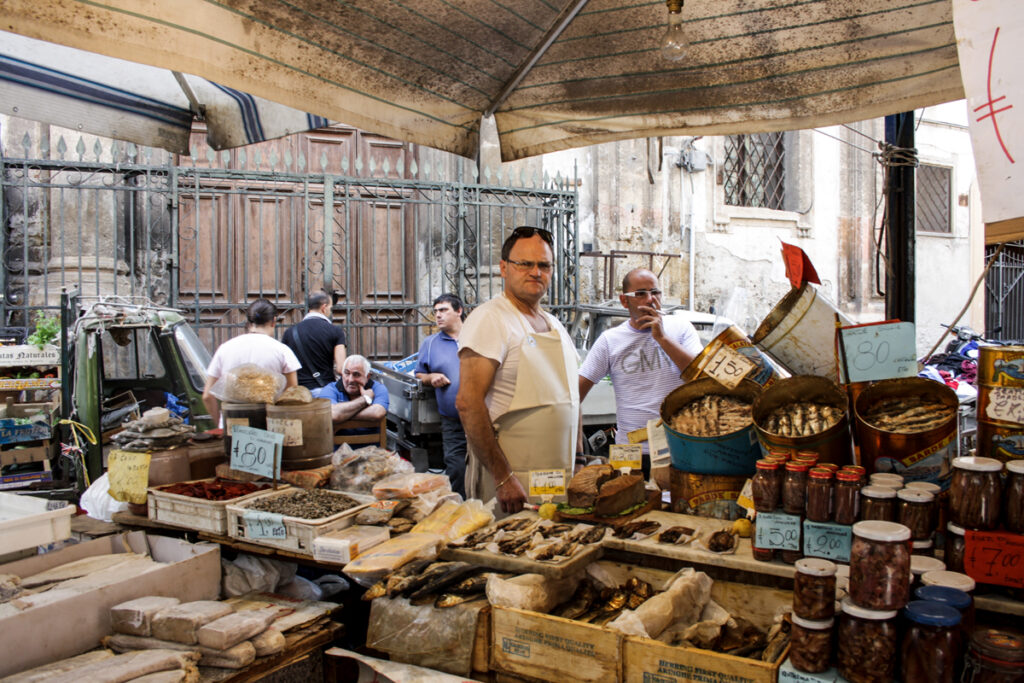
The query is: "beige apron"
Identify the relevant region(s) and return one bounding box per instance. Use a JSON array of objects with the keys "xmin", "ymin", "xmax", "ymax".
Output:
[{"xmin": 465, "ymin": 314, "xmax": 579, "ymax": 509}]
